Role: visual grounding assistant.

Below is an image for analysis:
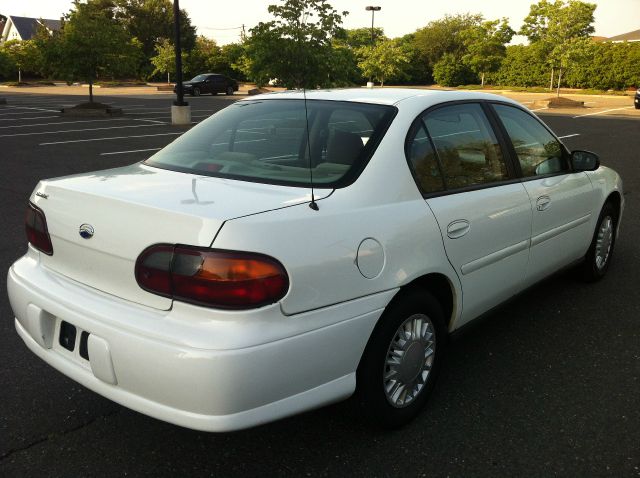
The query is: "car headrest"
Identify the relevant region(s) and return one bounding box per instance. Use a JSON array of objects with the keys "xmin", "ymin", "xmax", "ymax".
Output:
[{"xmin": 326, "ymin": 130, "xmax": 364, "ymax": 165}]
